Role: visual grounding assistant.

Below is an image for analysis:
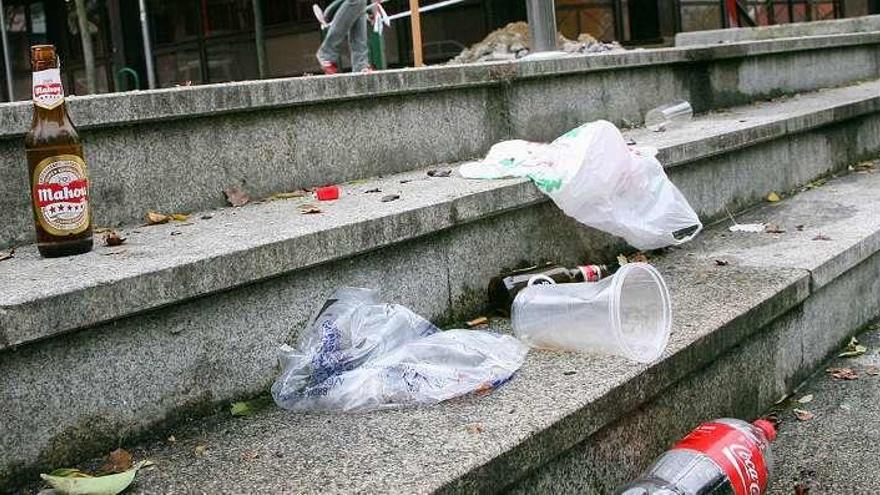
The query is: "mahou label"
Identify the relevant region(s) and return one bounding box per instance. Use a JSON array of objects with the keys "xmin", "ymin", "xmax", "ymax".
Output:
[
  {"xmin": 32, "ymin": 68, "xmax": 64, "ymax": 110},
  {"xmin": 674, "ymin": 422, "xmax": 769, "ymax": 495},
  {"xmin": 32, "ymin": 155, "xmax": 90, "ymax": 235}
]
